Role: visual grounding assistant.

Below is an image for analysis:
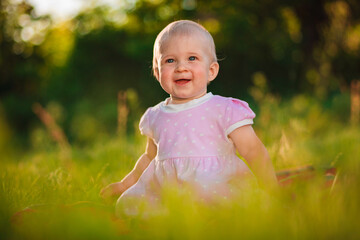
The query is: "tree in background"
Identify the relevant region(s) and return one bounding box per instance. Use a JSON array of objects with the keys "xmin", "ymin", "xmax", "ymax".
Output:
[
  {"xmin": 0, "ymin": 0, "xmax": 51, "ymax": 144},
  {"xmin": 1, "ymin": 0, "xmax": 359, "ymax": 147}
]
